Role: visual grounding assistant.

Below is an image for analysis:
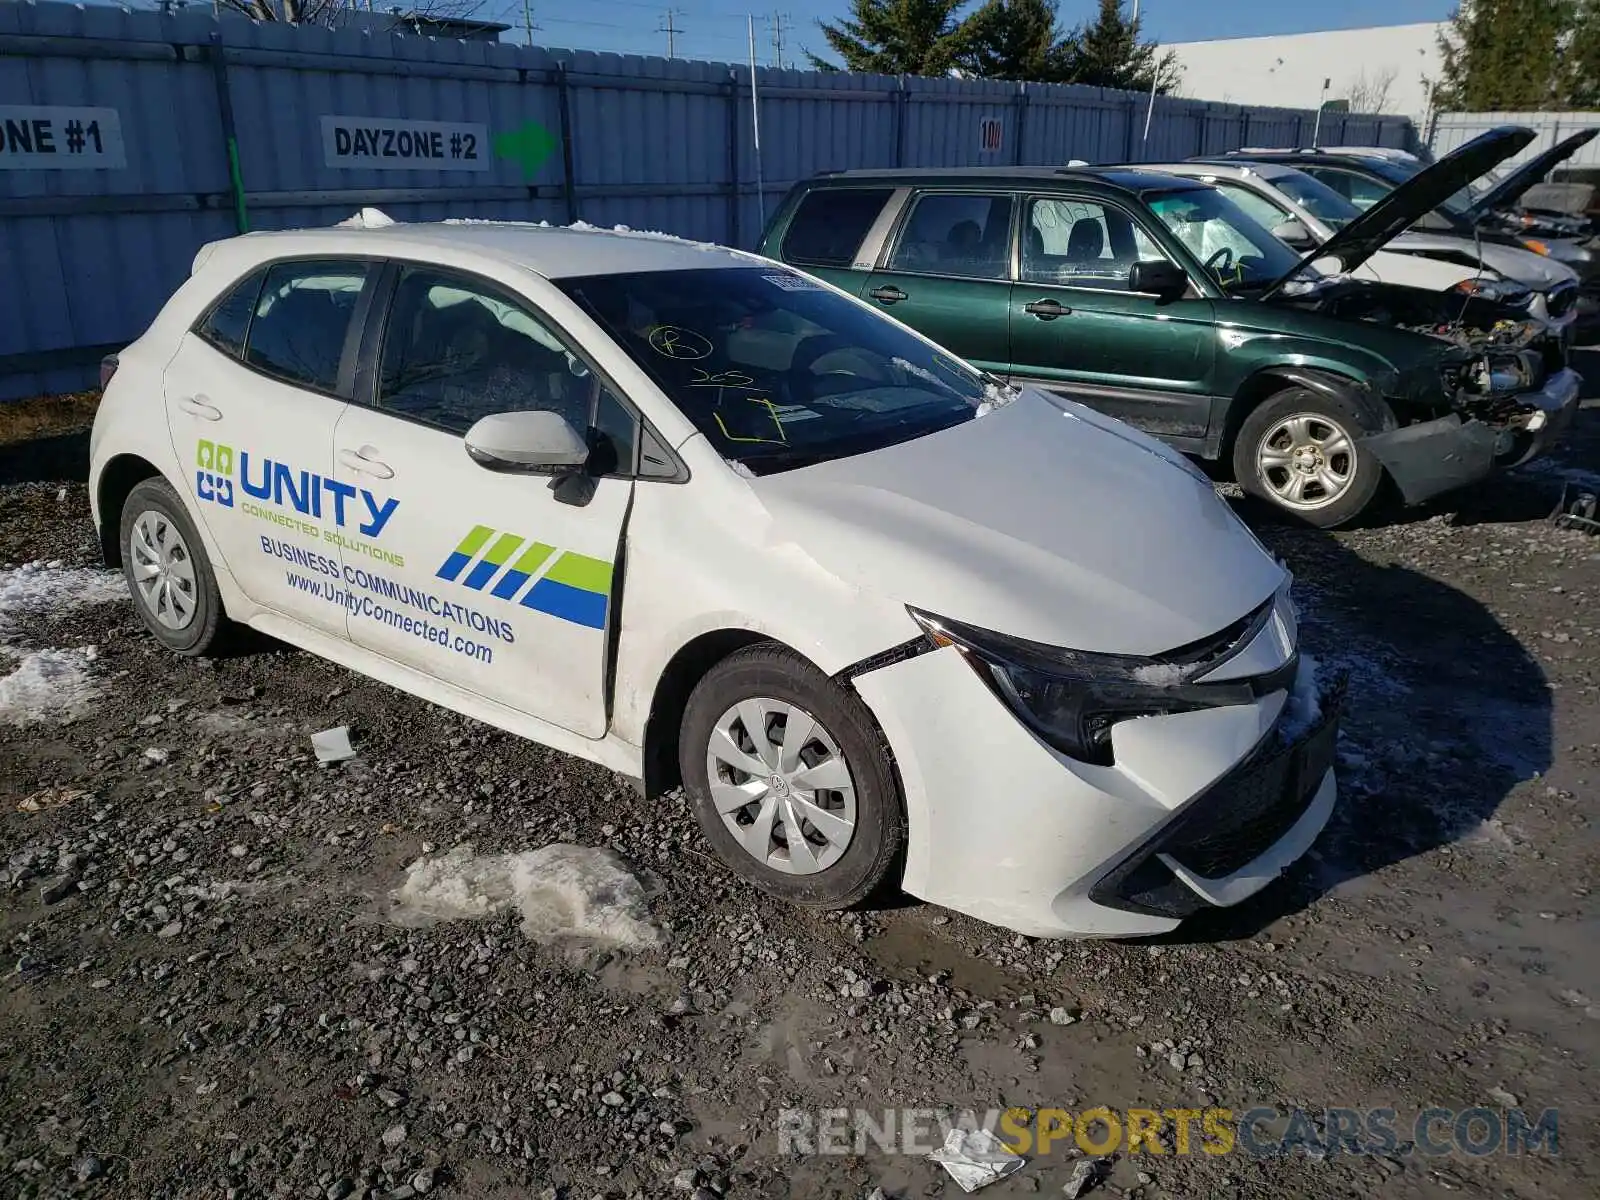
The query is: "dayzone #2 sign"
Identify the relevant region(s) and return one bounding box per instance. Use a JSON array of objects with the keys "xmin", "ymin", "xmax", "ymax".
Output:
[
  {"xmin": 0, "ymin": 106, "xmax": 126, "ymax": 170},
  {"xmin": 320, "ymin": 116, "xmax": 491, "ymax": 172}
]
